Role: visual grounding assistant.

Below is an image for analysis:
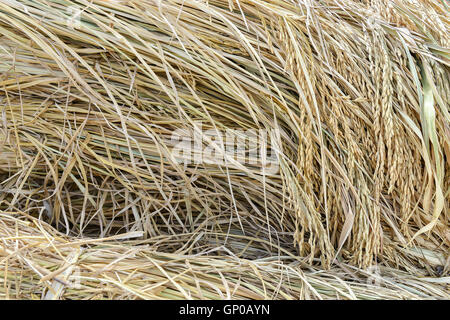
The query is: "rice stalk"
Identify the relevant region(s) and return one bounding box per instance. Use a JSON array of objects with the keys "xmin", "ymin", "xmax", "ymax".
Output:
[{"xmin": 0, "ymin": 0, "xmax": 448, "ymax": 299}]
